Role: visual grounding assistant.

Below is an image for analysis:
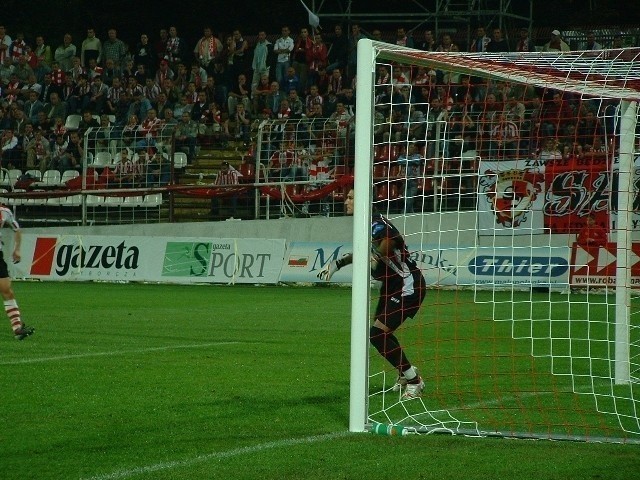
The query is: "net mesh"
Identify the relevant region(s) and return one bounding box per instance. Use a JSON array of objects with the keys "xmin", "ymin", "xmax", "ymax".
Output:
[{"xmin": 363, "ymin": 42, "xmax": 640, "ymax": 442}]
